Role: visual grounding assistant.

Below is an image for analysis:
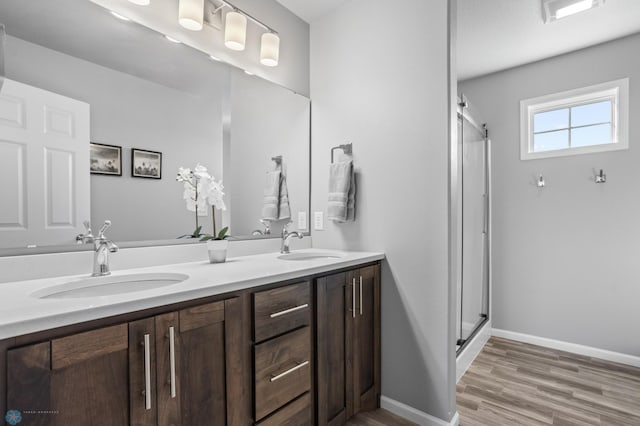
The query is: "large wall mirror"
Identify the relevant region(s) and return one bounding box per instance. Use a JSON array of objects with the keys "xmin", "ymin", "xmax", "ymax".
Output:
[{"xmin": 0, "ymin": 0, "xmax": 310, "ymax": 254}]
